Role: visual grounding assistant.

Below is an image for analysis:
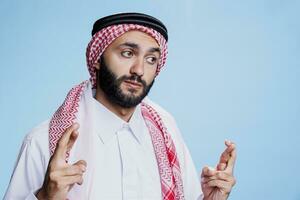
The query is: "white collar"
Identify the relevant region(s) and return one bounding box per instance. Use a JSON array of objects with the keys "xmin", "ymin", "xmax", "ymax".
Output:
[{"xmin": 86, "ymin": 87, "xmax": 146, "ymax": 145}]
